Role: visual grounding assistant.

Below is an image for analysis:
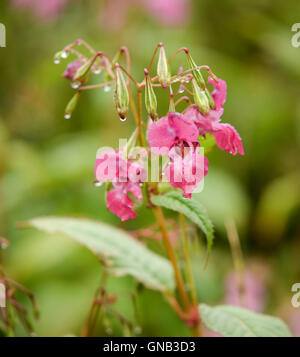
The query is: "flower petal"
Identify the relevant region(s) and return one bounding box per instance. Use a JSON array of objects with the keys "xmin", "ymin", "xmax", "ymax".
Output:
[
  {"xmin": 208, "ymin": 76, "xmax": 227, "ymax": 110},
  {"xmin": 168, "ymin": 112, "xmax": 199, "ymax": 143},
  {"xmin": 148, "ymin": 116, "xmax": 176, "ymax": 155},
  {"xmin": 63, "ymin": 60, "xmax": 83, "ymax": 81},
  {"xmin": 165, "ymin": 148, "xmax": 209, "ymax": 198},
  {"xmin": 212, "ymin": 123, "xmax": 244, "ymax": 155},
  {"xmin": 106, "ymin": 188, "xmax": 137, "ymax": 221}
]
